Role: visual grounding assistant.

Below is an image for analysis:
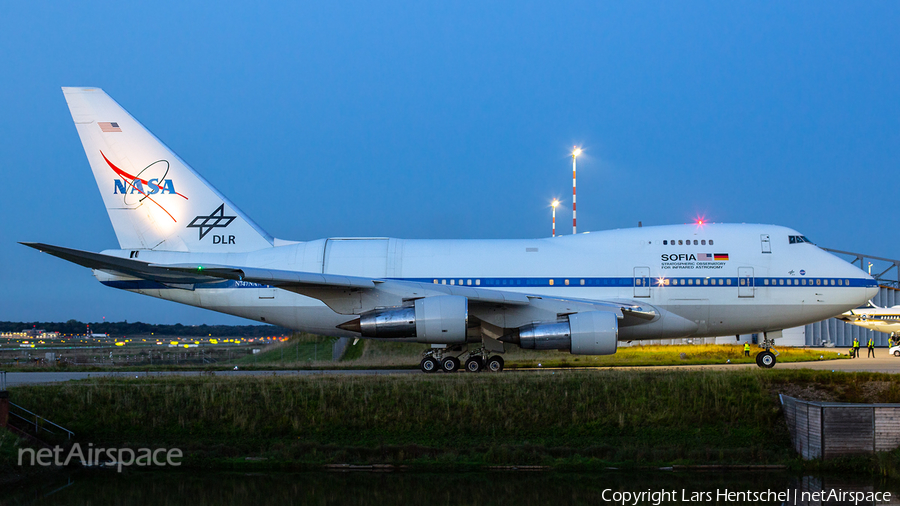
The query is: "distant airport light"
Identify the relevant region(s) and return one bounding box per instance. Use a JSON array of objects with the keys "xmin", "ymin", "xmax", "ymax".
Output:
[
  {"xmin": 551, "ymin": 199, "xmax": 560, "ymax": 237},
  {"xmin": 571, "ymin": 147, "xmax": 582, "ymax": 234}
]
